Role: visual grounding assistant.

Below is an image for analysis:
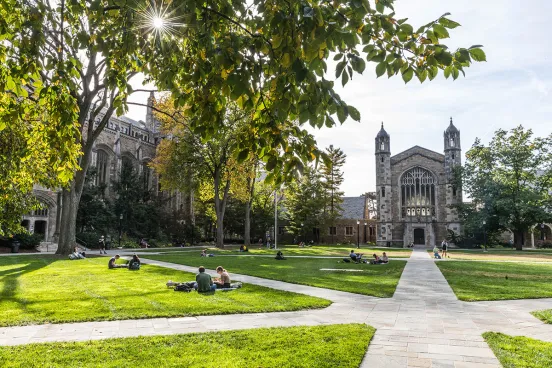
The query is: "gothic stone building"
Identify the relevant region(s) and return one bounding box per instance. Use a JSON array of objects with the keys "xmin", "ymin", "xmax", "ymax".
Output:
[
  {"xmin": 375, "ymin": 119, "xmax": 462, "ymax": 248},
  {"xmin": 23, "ymin": 93, "xmax": 188, "ymax": 244}
]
